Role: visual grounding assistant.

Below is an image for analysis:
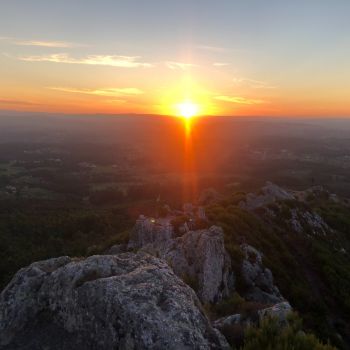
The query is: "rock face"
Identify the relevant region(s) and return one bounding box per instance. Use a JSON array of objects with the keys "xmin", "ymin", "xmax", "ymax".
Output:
[
  {"xmin": 0, "ymin": 253, "xmax": 229, "ymax": 350},
  {"xmin": 129, "ymin": 215, "xmax": 174, "ymax": 249},
  {"xmin": 130, "ymin": 221, "xmax": 234, "ymax": 303},
  {"xmin": 241, "ymin": 244, "xmax": 284, "ymax": 304}
]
